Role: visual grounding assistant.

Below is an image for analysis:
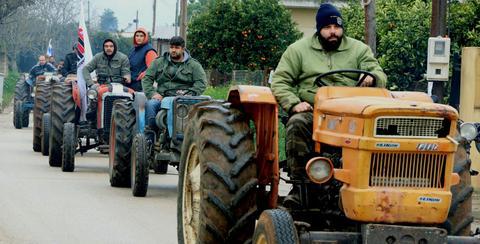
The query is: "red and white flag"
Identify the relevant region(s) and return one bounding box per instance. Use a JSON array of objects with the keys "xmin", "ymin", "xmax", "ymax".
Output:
[{"xmin": 77, "ymin": 1, "xmax": 93, "ymax": 121}]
